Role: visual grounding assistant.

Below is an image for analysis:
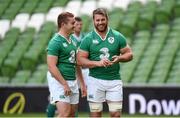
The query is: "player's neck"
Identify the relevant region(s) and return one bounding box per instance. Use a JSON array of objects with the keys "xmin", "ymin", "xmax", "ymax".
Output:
[
  {"xmin": 74, "ymin": 31, "xmax": 80, "ymax": 37},
  {"xmin": 58, "ymin": 30, "xmax": 70, "ymax": 40},
  {"xmin": 96, "ymin": 29, "xmax": 108, "ymax": 40}
]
